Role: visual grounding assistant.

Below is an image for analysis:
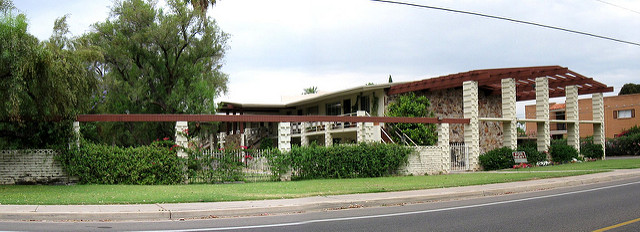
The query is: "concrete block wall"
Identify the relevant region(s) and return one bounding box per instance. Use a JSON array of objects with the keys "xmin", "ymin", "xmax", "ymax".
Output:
[
  {"xmin": 278, "ymin": 122, "xmax": 291, "ymax": 151},
  {"xmin": 502, "ymin": 78, "xmax": 517, "ymax": 149},
  {"xmin": 536, "ymin": 77, "xmax": 551, "ymax": 152},
  {"xmin": 175, "ymin": 121, "xmax": 188, "ymax": 158},
  {"xmin": 1, "ymin": 150, "xmax": 74, "ymax": 185},
  {"xmin": 399, "ymin": 146, "xmax": 449, "ymax": 175},
  {"xmin": 592, "ymin": 93, "xmax": 606, "ymax": 158},
  {"xmin": 565, "ymin": 85, "xmax": 580, "ymax": 152},
  {"xmin": 463, "ymin": 81, "xmax": 480, "ymax": 170}
]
